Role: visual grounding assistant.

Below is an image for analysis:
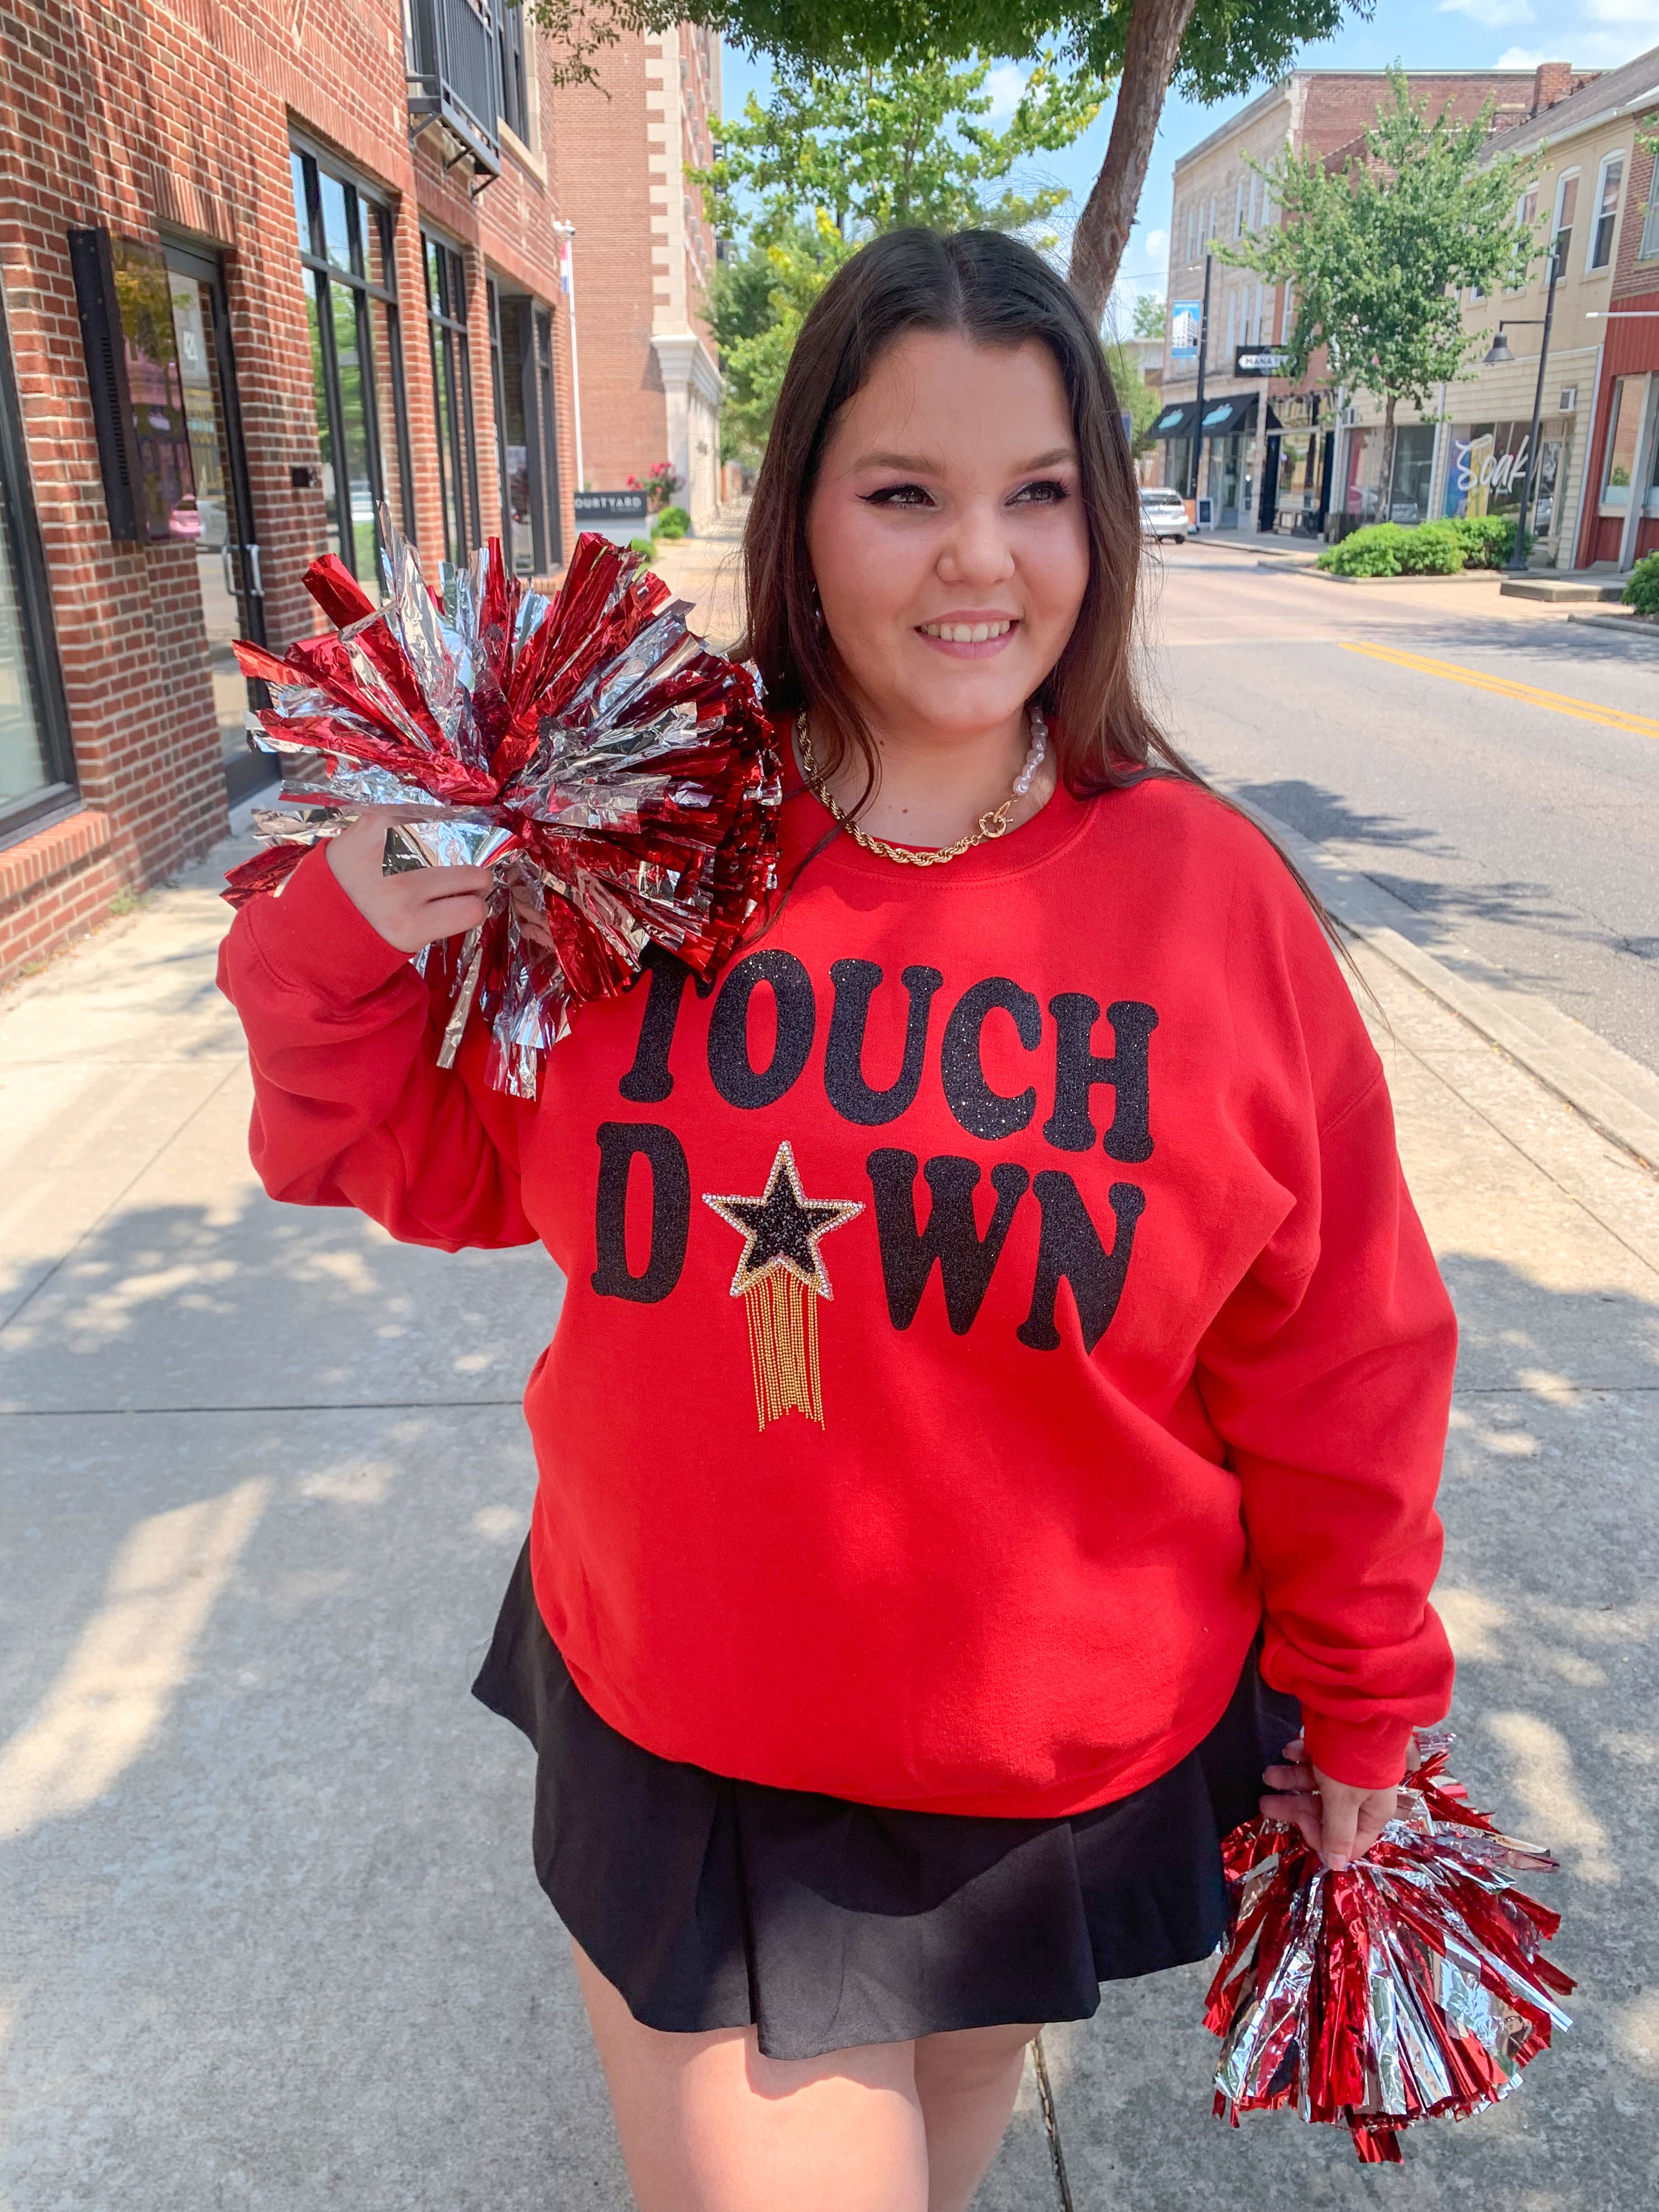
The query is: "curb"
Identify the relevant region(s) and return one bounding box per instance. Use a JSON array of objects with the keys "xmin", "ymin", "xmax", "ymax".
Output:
[
  {"xmin": 1273, "ymin": 566, "xmax": 1505, "ymax": 587},
  {"xmin": 1566, "ymin": 610, "xmax": 1656, "ymax": 638},
  {"xmin": 1242, "ymin": 801, "xmax": 1659, "ymax": 1175}
]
